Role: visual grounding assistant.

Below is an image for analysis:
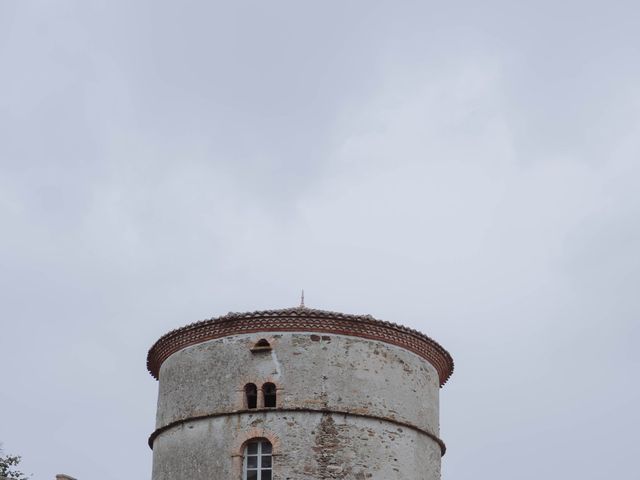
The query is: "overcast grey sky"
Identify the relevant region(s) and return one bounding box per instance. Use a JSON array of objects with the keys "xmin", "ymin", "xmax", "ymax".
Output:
[{"xmin": 1, "ymin": 1, "xmax": 639, "ymax": 479}]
